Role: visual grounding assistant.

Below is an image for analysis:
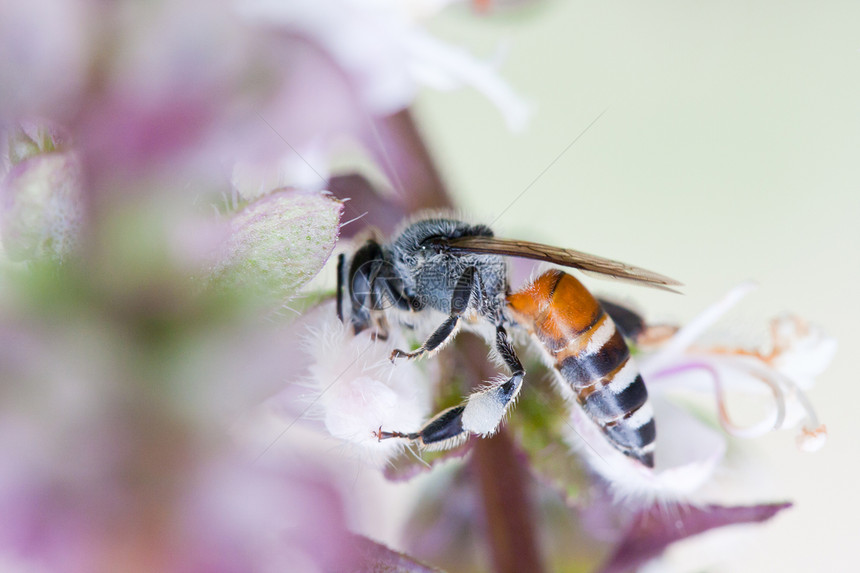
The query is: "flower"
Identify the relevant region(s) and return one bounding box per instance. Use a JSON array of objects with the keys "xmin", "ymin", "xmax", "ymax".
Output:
[
  {"xmin": 641, "ymin": 282, "xmax": 833, "ymax": 449},
  {"xmin": 238, "ymin": 0, "xmax": 533, "ymax": 130},
  {"xmin": 229, "ymin": 0, "xmax": 533, "ymax": 200},
  {"xmin": 567, "ymin": 282, "xmax": 835, "ymax": 504},
  {"xmin": 276, "ymin": 302, "xmax": 434, "ymax": 468},
  {"xmin": 0, "ymin": 125, "xmax": 83, "ymax": 262}
]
